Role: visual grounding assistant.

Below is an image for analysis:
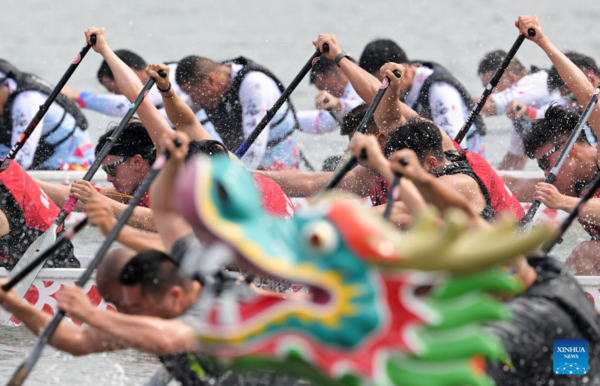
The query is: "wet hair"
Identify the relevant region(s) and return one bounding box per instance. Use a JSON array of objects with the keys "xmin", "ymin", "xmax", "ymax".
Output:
[
  {"xmin": 384, "ymin": 118, "xmax": 445, "ymax": 162},
  {"xmin": 95, "ymin": 120, "xmax": 156, "ymax": 164},
  {"xmin": 523, "ymin": 104, "xmax": 590, "ymax": 158},
  {"xmin": 97, "ymin": 49, "xmax": 147, "ymax": 83},
  {"xmin": 340, "ymin": 104, "xmax": 377, "ymax": 136},
  {"xmin": 477, "ymin": 49, "xmax": 526, "ymax": 76},
  {"xmin": 186, "ymin": 140, "xmax": 228, "ymax": 161},
  {"xmin": 547, "ymin": 52, "xmax": 599, "ymax": 91},
  {"xmin": 119, "ymin": 250, "xmax": 191, "ymax": 299},
  {"xmin": 309, "ymin": 58, "xmax": 339, "ymax": 84},
  {"xmin": 359, "ymin": 39, "xmax": 408, "ymax": 75},
  {"xmin": 175, "ymin": 55, "xmax": 221, "ymax": 87}
]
